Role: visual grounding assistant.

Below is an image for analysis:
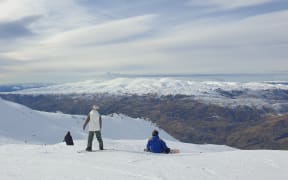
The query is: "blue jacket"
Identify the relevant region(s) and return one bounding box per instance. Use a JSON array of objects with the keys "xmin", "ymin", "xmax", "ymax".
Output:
[{"xmin": 146, "ymin": 135, "xmax": 168, "ymax": 153}]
